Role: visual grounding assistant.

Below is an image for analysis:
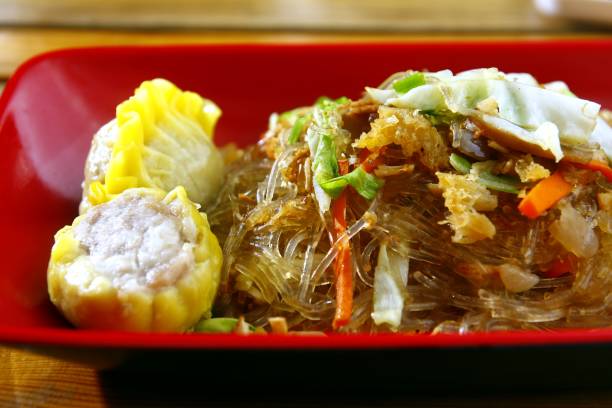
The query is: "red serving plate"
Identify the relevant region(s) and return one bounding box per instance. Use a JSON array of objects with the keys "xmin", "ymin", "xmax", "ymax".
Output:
[{"xmin": 1, "ymin": 41, "xmax": 612, "ymax": 387}]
